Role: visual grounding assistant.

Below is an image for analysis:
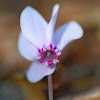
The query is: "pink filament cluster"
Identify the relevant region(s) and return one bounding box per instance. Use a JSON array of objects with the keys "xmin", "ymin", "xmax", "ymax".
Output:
[{"xmin": 38, "ymin": 44, "xmax": 61, "ymax": 66}]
